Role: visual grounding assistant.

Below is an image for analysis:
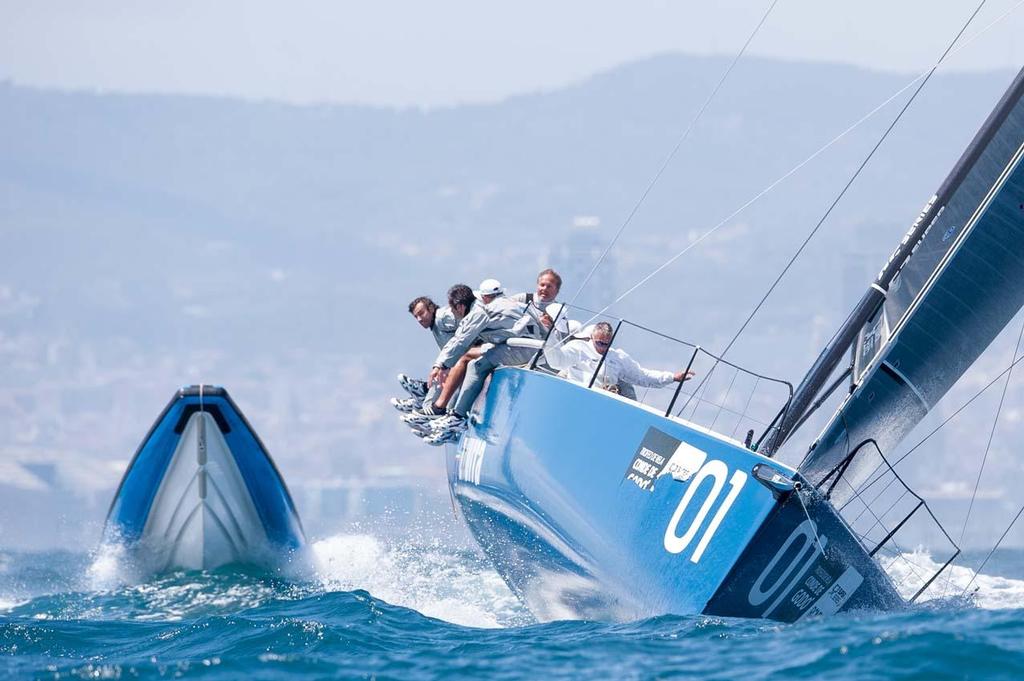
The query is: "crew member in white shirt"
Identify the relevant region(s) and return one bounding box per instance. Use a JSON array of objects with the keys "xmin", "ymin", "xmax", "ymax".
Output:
[{"xmin": 543, "ymin": 321, "xmax": 694, "ymax": 391}]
